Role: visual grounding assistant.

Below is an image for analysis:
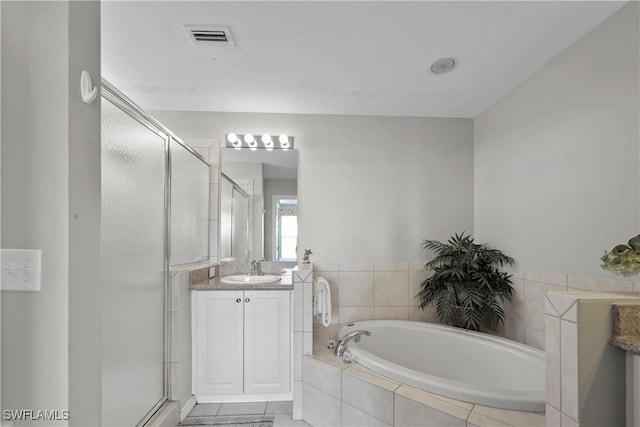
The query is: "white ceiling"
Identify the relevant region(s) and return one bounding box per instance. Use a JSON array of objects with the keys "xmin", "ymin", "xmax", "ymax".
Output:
[{"xmin": 101, "ymin": 1, "xmax": 627, "ymax": 118}]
